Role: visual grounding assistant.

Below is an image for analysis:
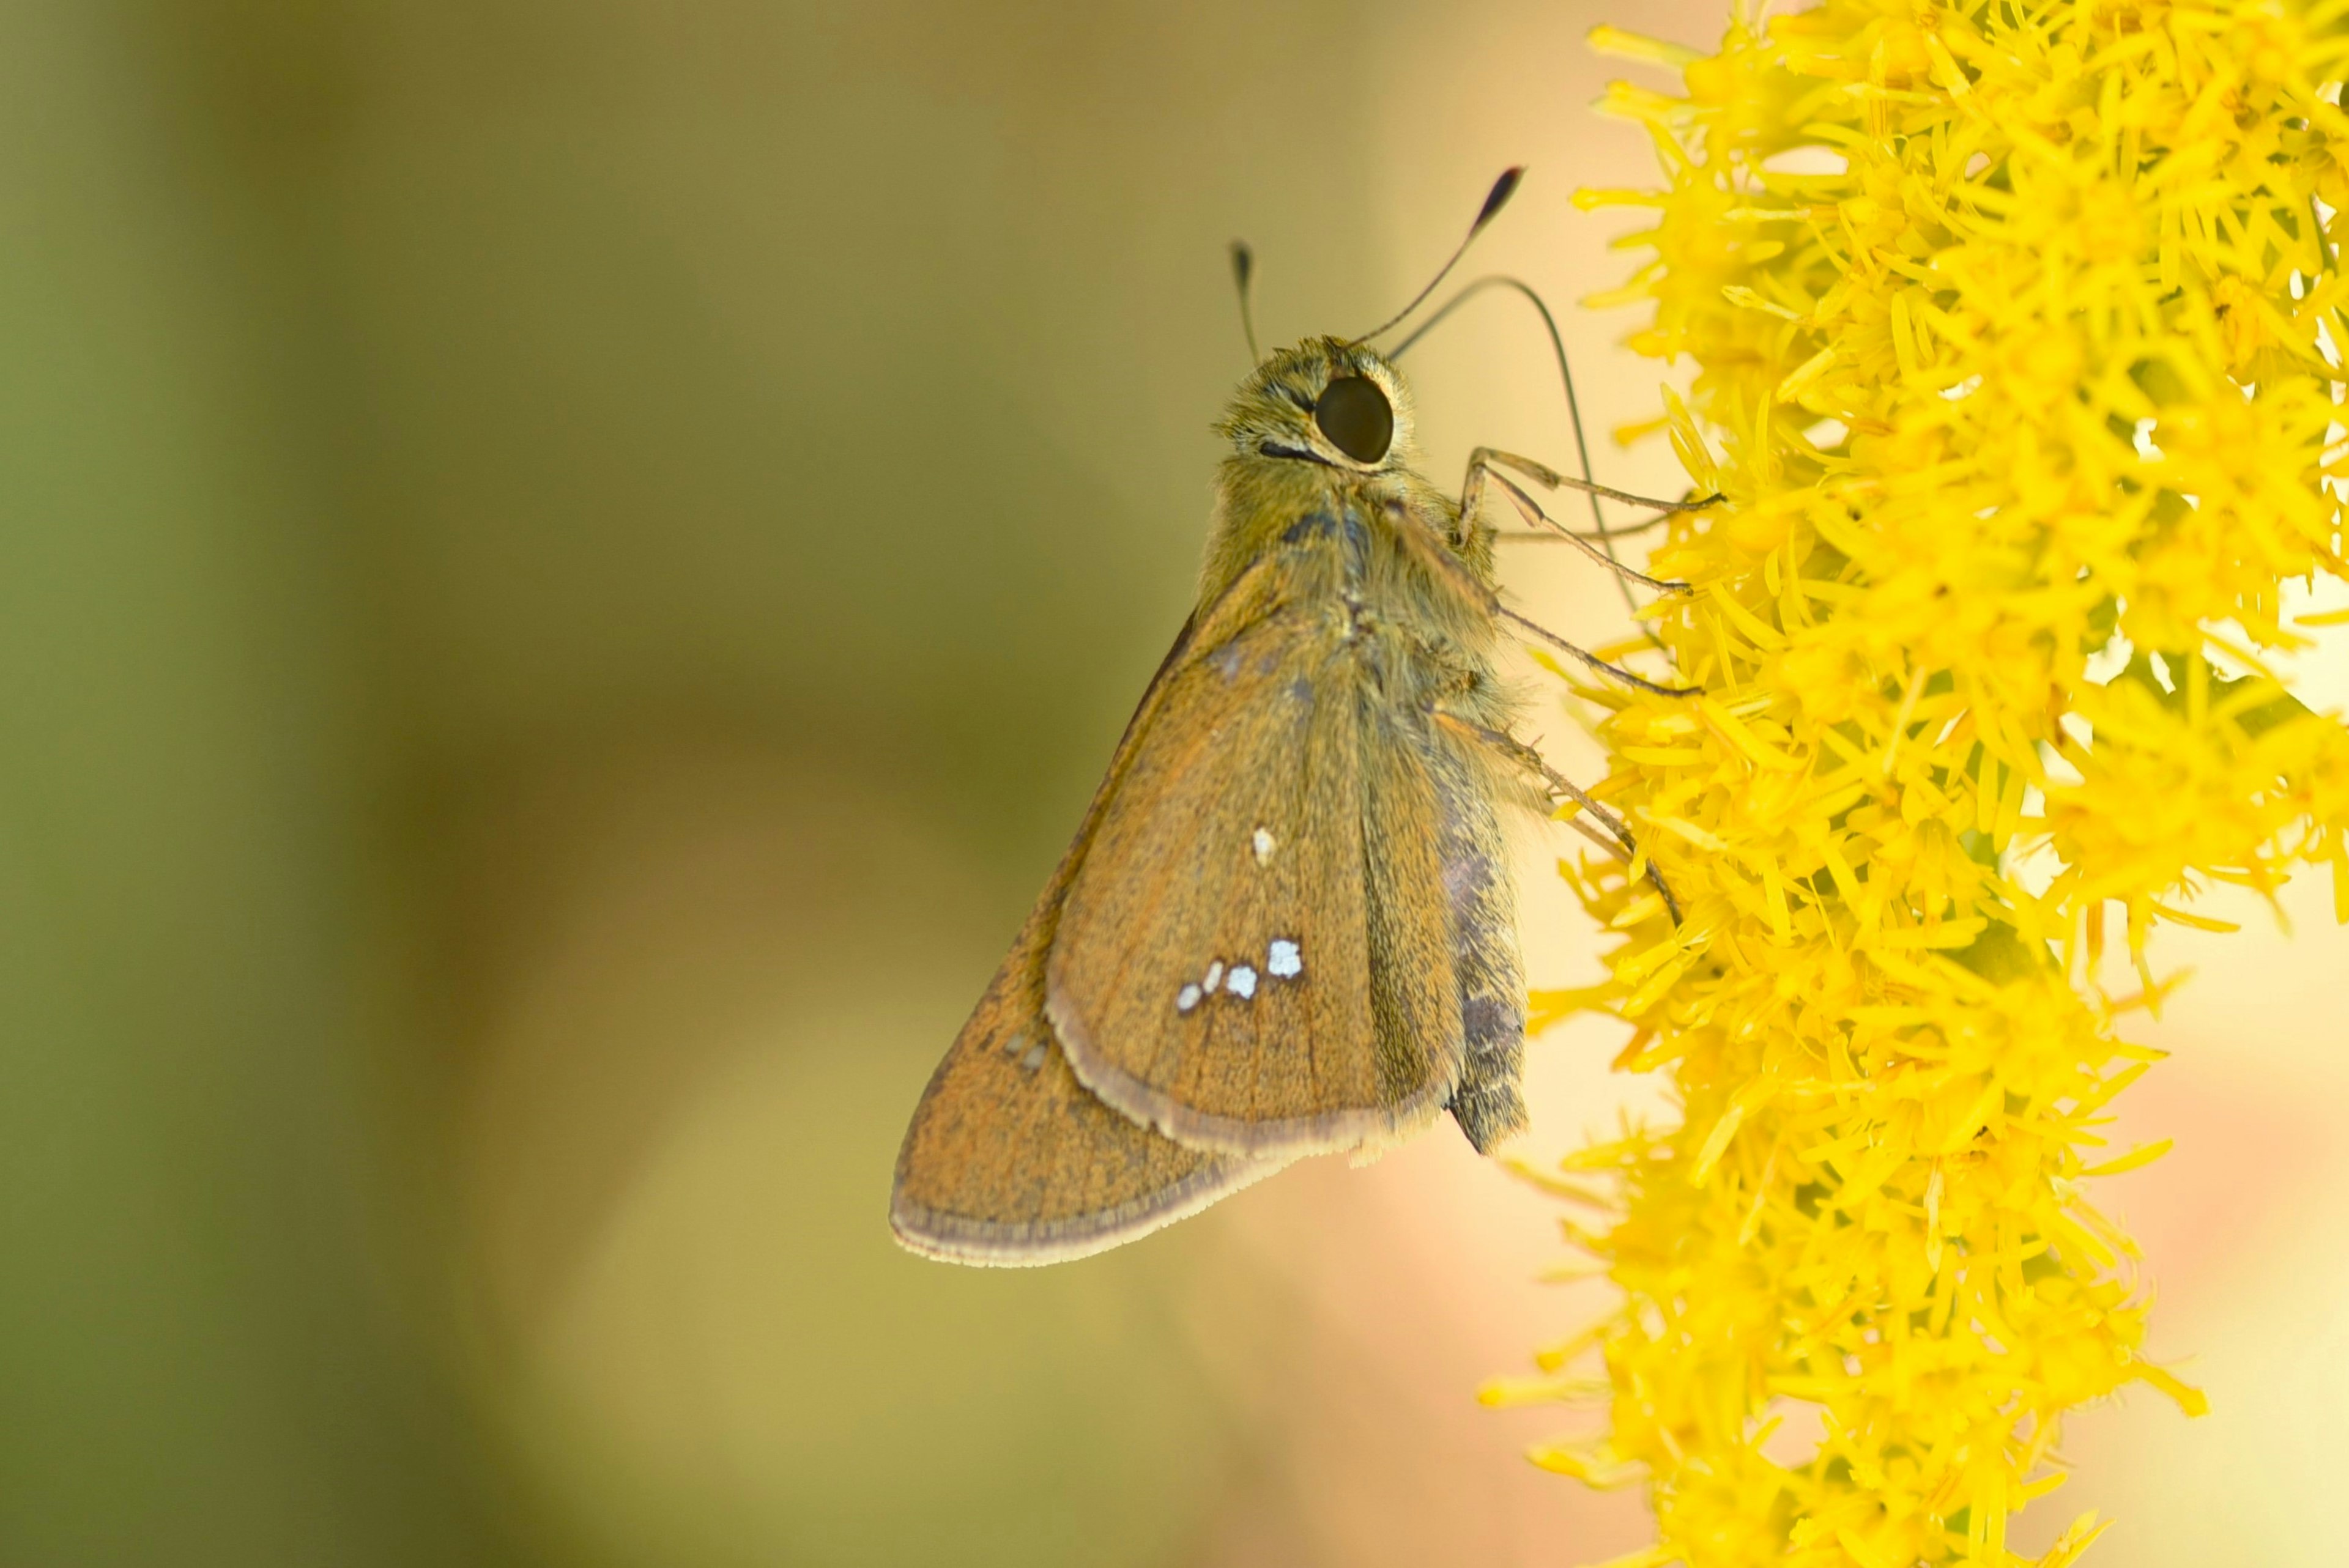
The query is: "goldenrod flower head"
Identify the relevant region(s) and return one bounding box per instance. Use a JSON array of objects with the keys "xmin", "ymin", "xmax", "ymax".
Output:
[{"xmin": 1495, "ymin": 1, "xmax": 2349, "ymax": 1562}]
